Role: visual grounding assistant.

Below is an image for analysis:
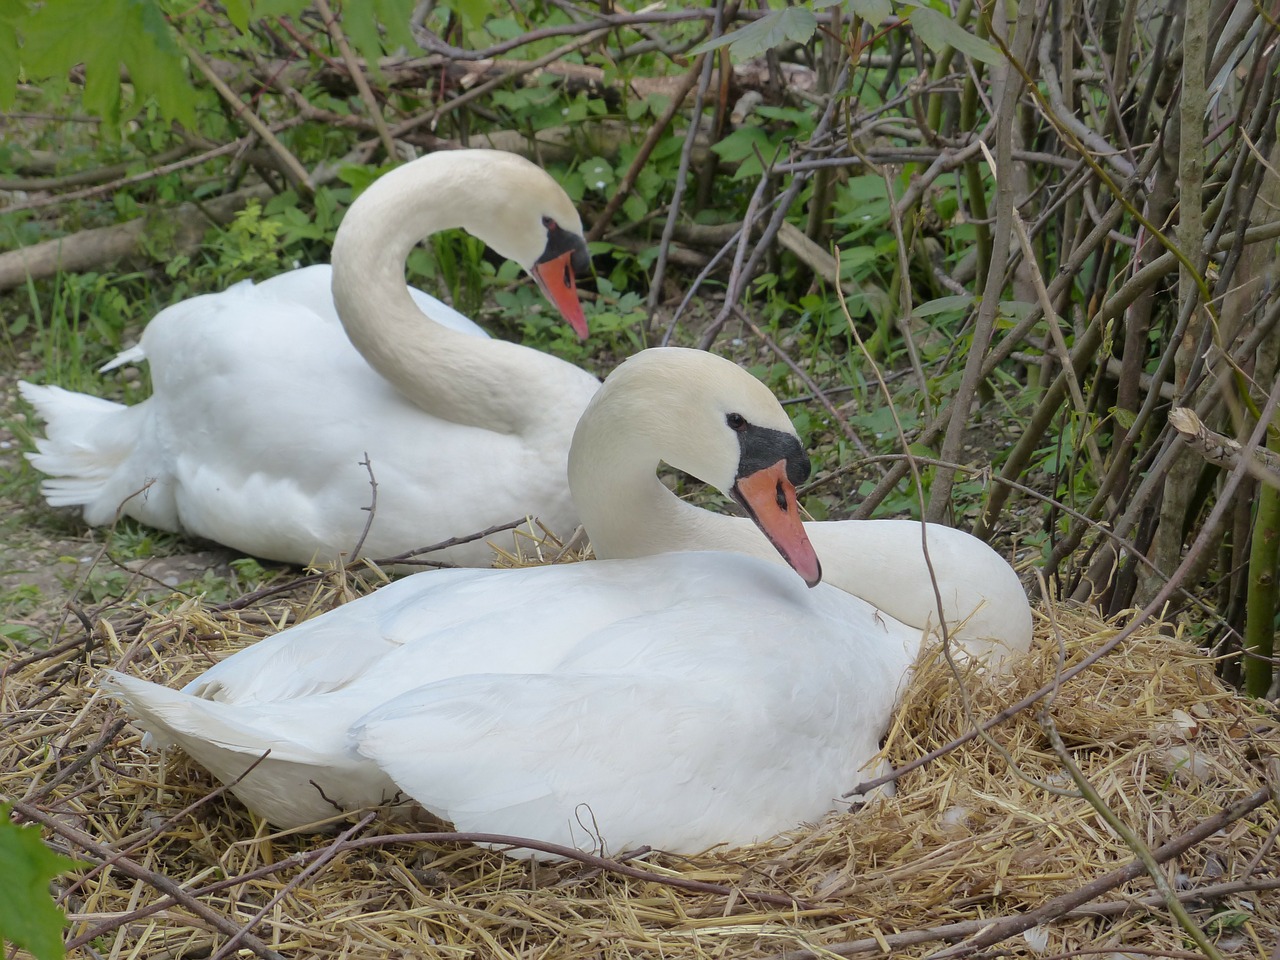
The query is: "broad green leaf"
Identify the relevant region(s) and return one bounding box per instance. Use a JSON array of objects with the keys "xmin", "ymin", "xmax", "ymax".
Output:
[
  {"xmin": 910, "ymin": 7, "xmax": 1001, "ymax": 64},
  {"xmin": 849, "ymin": 0, "xmax": 893, "ymax": 26},
  {"xmin": 692, "ymin": 7, "xmax": 818, "ymax": 61},
  {"xmin": 1111, "ymin": 406, "xmax": 1137, "ymax": 430},
  {"xmin": 710, "ymin": 126, "xmax": 772, "ymax": 164},
  {"xmin": 19, "ymin": 0, "xmax": 196, "ymax": 128},
  {"xmin": 0, "ymin": 0, "xmax": 22, "ymax": 110},
  {"xmin": 579, "ymin": 156, "xmax": 614, "ymax": 191},
  {"xmin": 0, "ymin": 806, "xmax": 80, "ymax": 960},
  {"xmin": 436, "ymin": 0, "xmax": 491, "ymax": 30},
  {"xmin": 223, "ymin": 0, "xmax": 251, "ymax": 31},
  {"xmin": 622, "ymin": 193, "xmax": 647, "ymax": 222},
  {"xmin": 913, "ymin": 294, "xmax": 973, "ymax": 317},
  {"xmin": 342, "ymin": 0, "xmax": 420, "ymax": 75}
]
